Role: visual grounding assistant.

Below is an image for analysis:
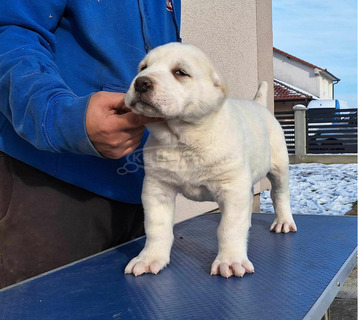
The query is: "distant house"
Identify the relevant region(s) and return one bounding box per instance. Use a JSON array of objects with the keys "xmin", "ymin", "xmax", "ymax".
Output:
[
  {"xmin": 273, "ymin": 48, "xmax": 340, "ymax": 112},
  {"xmin": 274, "ymin": 79, "xmax": 314, "ymax": 113}
]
